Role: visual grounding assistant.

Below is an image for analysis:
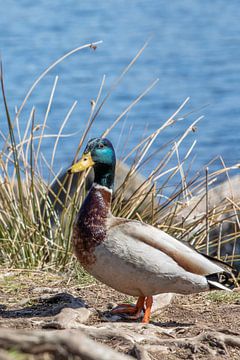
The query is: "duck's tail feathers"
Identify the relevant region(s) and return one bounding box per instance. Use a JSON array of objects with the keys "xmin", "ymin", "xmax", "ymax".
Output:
[
  {"xmin": 206, "ymin": 272, "xmax": 234, "ymax": 292},
  {"xmin": 207, "ymin": 279, "xmax": 232, "ymax": 292}
]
